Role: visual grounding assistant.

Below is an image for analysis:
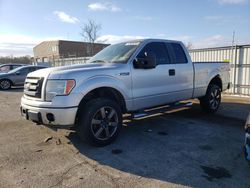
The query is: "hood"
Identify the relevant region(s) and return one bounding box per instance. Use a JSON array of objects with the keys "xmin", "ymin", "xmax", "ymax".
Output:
[
  {"xmin": 27, "ymin": 63, "xmax": 124, "ymax": 79},
  {"xmin": 0, "ymin": 72, "xmax": 10, "ymax": 77}
]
